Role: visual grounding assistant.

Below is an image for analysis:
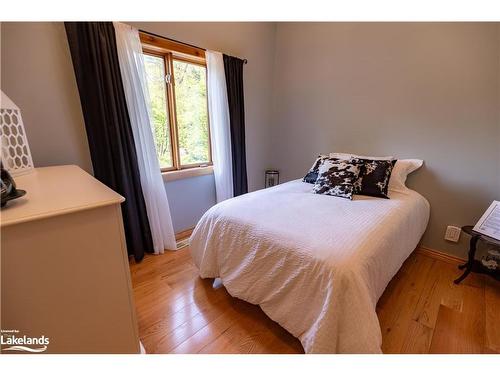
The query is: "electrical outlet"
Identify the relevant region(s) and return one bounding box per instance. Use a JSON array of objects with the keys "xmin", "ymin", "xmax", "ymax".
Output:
[{"xmin": 445, "ymin": 225, "xmax": 461, "ymax": 242}]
